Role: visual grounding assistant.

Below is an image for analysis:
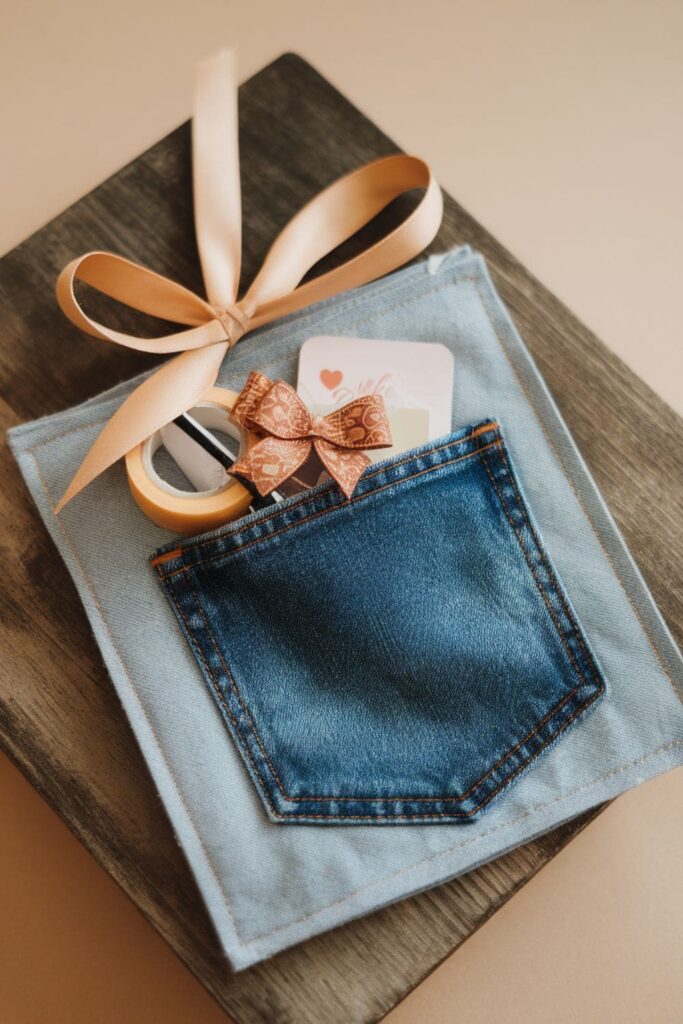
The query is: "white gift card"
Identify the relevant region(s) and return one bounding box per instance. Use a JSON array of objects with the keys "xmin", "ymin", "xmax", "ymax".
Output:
[{"xmin": 297, "ymin": 336, "xmax": 454, "ymax": 461}]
